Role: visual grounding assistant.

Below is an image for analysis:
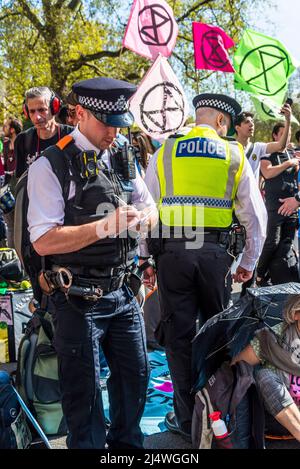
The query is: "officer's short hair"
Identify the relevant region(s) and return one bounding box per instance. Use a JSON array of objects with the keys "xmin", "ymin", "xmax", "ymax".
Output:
[
  {"xmin": 234, "ymin": 112, "xmax": 254, "ymax": 131},
  {"xmin": 25, "ymin": 86, "xmax": 52, "ymax": 105},
  {"xmin": 295, "ymin": 130, "xmax": 300, "ymax": 143}
]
